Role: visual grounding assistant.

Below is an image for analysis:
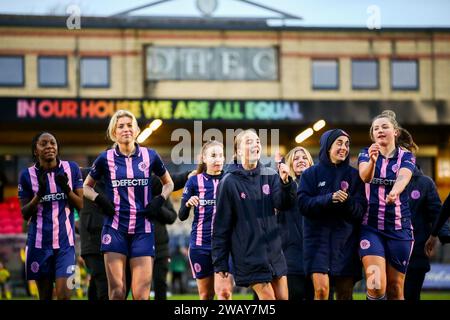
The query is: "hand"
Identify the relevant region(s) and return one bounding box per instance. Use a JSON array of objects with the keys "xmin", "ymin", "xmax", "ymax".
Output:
[
  {"xmin": 94, "ymin": 193, "xmax": 116, "ymax": 217},
  {"xmin": 425, "ymin": 235, "xmax": 437, "ymax": 258},
  {"xmin": 55, "ymin": 173, "xmax": 71, "ymax": 194},
  {"xmin": 186, "ymin": 196, "xmax": 200, "ymax": 208},
  {"xmin": 332, "ymin": 190, "xmax": 348, "ymax": 203},
  {"xmin": 37, "ymin": 170, "xmax": 47, "ymax": 198},
  {"xmin": 368, "ymin": 143, "xmax": 380, "ymax": 162},
  {"xmin": 278, "ymin": 163, "xmax": 290, "ymax": 184},
  {"xmin": 217, "ymin": 271, "xmax": 229, "ymax": 279},
  {"xmin": 145, "ymin": 195, "xmax": 165, "ymax": 221},
  {"xmin": 386, "ymin": 191, "xmax": 398, "ymax": 204},
  {"xmin": 274, "ymin": 150, "xmax": 284, "ymax": 165}
]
